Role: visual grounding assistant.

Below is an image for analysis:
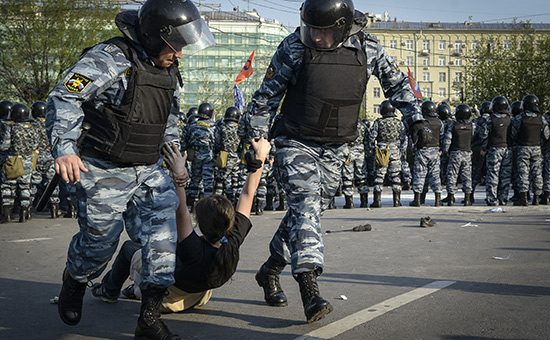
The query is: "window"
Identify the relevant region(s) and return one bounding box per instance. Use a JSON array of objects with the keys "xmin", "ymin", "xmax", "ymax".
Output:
[
  {"xmin": 455, "ymin": 88, "xmax": 463, "ymax": 99},
  {"xmin": 422, "ymin": 57, "xmax": 430, "ymax": 66},
  {"xmin": 455, "ymin": 57, "xmax": 462, "ymax": 66},
  {"xmin": 438, "ymin": 57, "xmax": 446, "ymax": 66},
  {"xmin": 439, "ymin": 40, "xmax": 446, "ymax": 50},
  {"xmin": 422, "ymin": 40, "xmax": 430, "ymax": 50},
  {"xmin": 423, "ymin": 72, "xmax": 430, "ymax": 81},
  {"xmin": 373, "ymin": 104, "xmax": 380, "ymax": 114},
  {"xmin": 406, "ymin": 40, "xmax": 413, "ymax": 50},
  {"xmin": 390, "ymin": 40, "xmax": 397, "ymax": 49},
  {"xmin": 471, "ymin": 40, "xmax": 478, "ymax": 50},
  {"xmin": 422, "ymin": 88, "xmax": 430, "ymax": 98},
  {"xmin": 439, "ymin": 72, "xmax": 446, "ymax": 82},
  {"xmin": 439, "ymin": 88, "xmax": 446, "ymax": 98},
  {"xmin": 455, "ymin": 72, "xmax": 463, "ymax": 82},
  {"xmin": 373, "ymin": 87, "xmax": 381, "ymax": 98},
  {"xmin": 503, "ymin": 40, "xmax": 511, "ymax": 50},
  {"xmin": 406, "ymin": 56, "xmax": 414, "ymax": 66},
  {"xmin": 455, "ymin": 40, "xmax": 463, "ymax": 54},
  {"xmin": 234, "ymin": 35, "xmax": 242, "ymax": 44}
]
